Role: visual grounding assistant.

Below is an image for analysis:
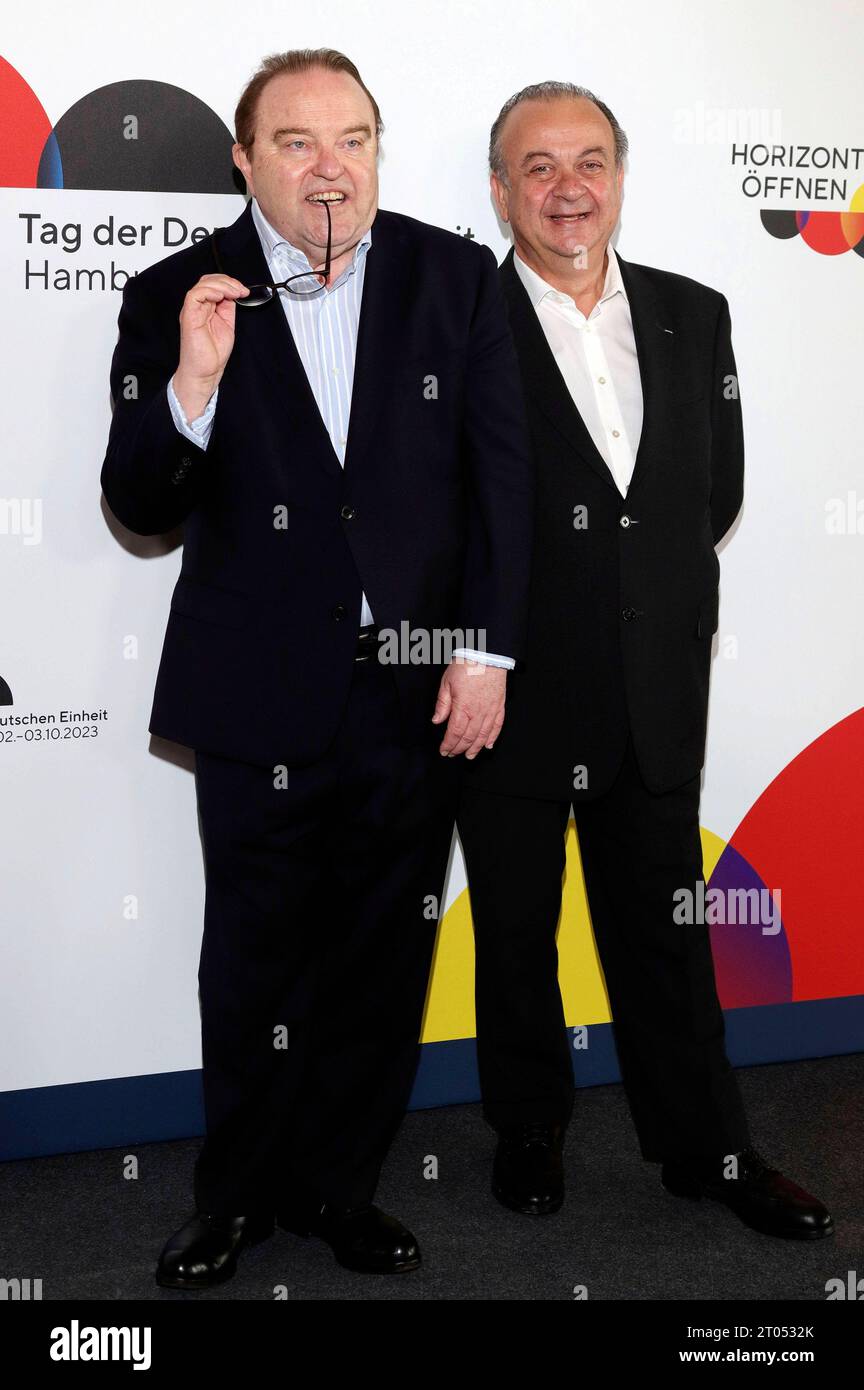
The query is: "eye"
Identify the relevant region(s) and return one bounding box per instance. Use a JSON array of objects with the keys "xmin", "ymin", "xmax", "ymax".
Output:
[
  {"xmin": 583, "ymin": 162, "xmax": 604, "ymax": 171},
  {"xmin": 345, "ymin": 138, "xmax": 363, "ymax": 149},
  {"xmin": 530, "ymin": 164, "xmax": 553, "ymax": 175},
  {"xmin": 286, "ymin": 139, "xmax": 307, "ymax": 150}
]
